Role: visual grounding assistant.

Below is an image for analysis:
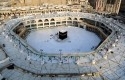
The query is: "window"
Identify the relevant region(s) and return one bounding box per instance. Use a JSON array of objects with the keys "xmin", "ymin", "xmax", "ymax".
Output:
[{"xmin": 107, "ymin": 0, "xmax": 116, "ymax": 4}]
